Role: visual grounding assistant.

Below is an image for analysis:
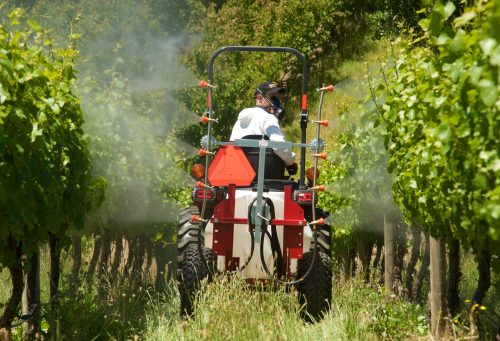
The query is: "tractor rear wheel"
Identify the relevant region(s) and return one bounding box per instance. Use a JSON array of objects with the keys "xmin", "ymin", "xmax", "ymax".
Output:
[
  {"xmin": 296, "ymin": 251, "xmax": 332, "ymax": 322},
  {"xmin": 178, "ymin": 244, "xmax": 217, "ymax": 317},
  {"xmin": 310, "ymin": 223, "xmax": 331, "ymax": 256}
]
